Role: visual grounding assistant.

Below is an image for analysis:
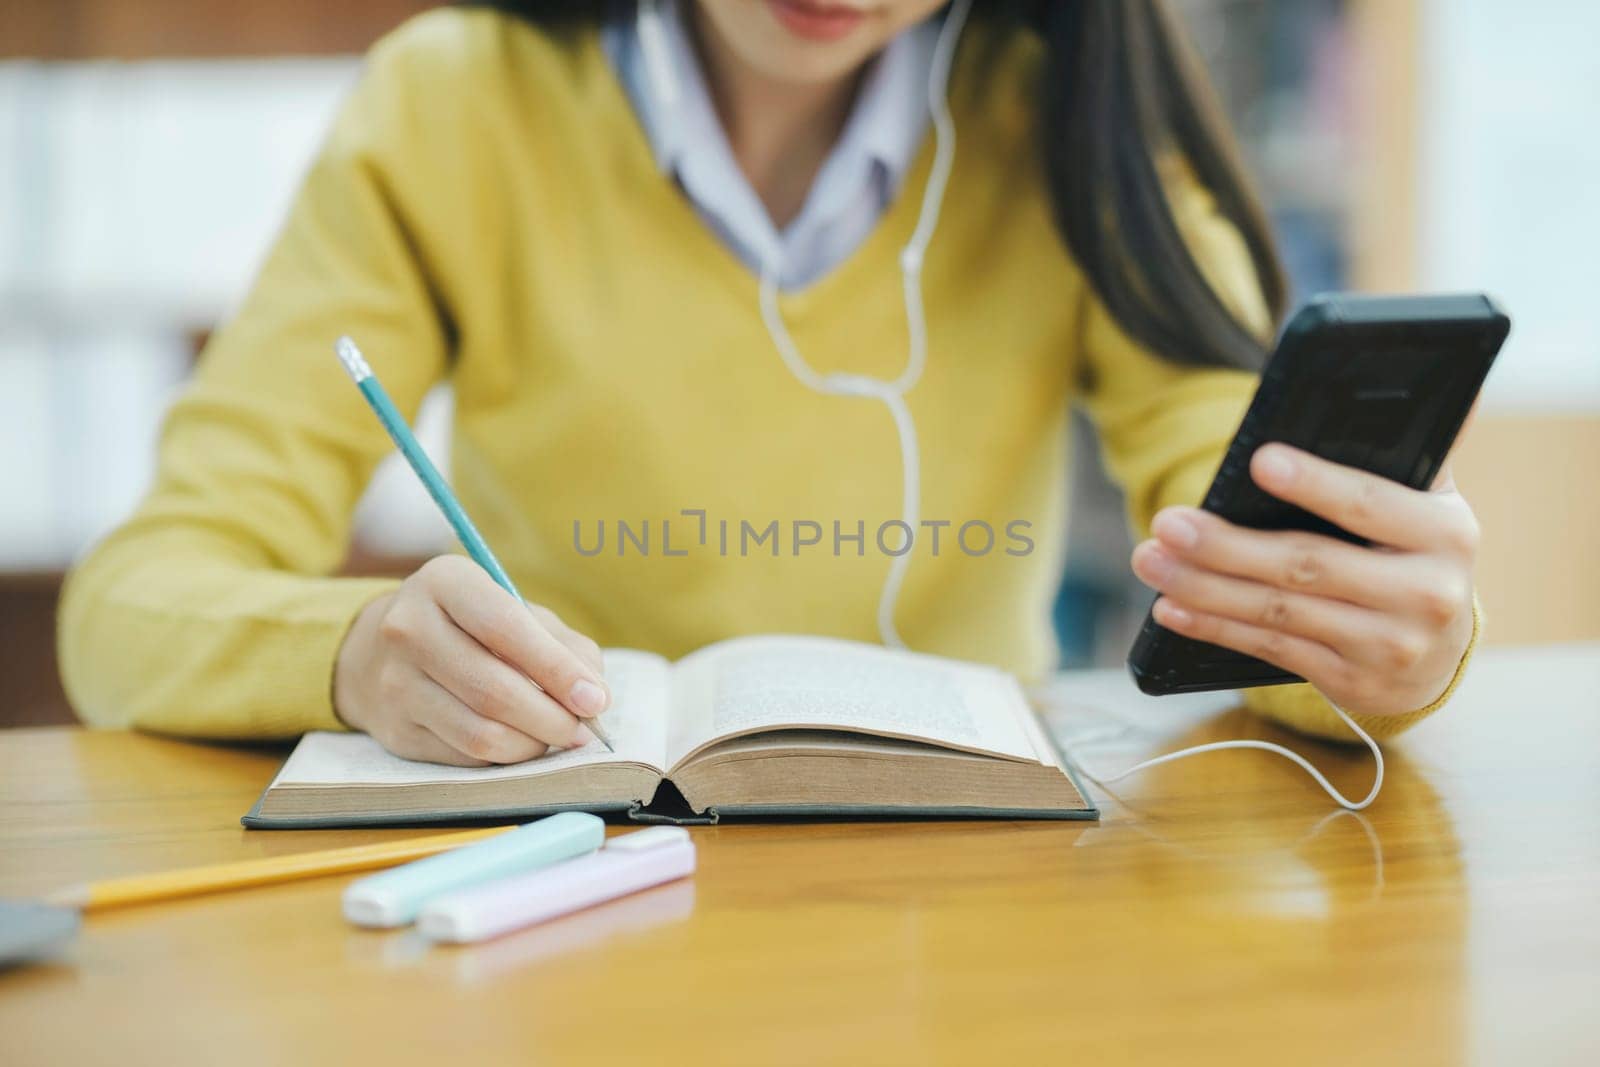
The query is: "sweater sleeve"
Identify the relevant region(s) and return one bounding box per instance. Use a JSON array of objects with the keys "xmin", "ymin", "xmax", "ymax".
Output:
[
  {"xmin": 1076, "ymin": 167, "xmax": 1475, "ymax": 744},
  {"xmin": 58, "ymin": 30, "xmax": 450, "ymax": 740}
]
